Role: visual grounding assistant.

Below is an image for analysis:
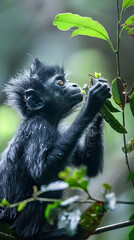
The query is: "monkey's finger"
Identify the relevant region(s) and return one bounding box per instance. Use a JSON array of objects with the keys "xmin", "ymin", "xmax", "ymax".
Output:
[
  {"xmin": 98, "ymin": 78, "xmax": 107, "ymax": 84},
  {"xmin": 103, "ymin": 91, "xmax": 112, "ymax": 99},
  {"xmin": 91, "ymin": 83, "xmax": 110, "ymax": 94},
  {"xmin": 100, "ymin": 87, "xmax": 112, "ymax": 99},
  {"xmin": 90, "ymin": 82, "xmax": 103, "ymax": 92}
]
